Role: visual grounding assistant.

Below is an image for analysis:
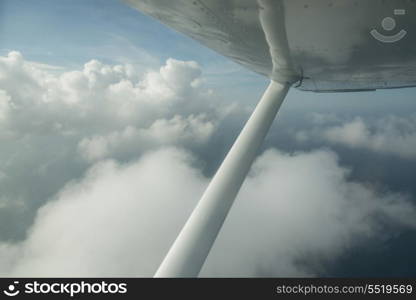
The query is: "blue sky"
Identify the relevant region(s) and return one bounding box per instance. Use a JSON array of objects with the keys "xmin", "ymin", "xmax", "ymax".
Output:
[
  {"xmin": 0, "ymin": 0, "xmax": 267, "ymax": 99},
  {"xmin": 1, "ymin": 0, "xmax": 415, "ymax": 109}
]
